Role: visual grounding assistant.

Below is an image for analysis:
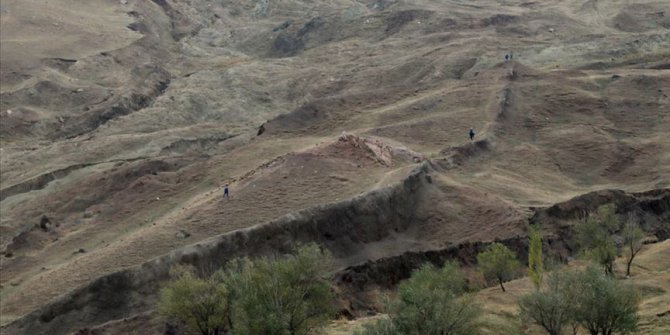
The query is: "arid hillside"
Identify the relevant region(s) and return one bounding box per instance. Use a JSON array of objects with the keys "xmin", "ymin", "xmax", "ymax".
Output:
[{"xmin": 0, "ymin": 0, "xmax": 668, "ymax": 334}]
